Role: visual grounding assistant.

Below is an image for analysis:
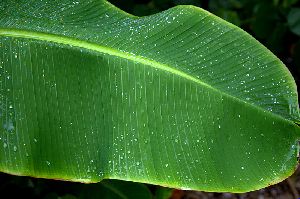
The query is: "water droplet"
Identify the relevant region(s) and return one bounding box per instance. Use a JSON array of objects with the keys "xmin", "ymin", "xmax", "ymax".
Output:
[
  {"xmin": 3, "ymin": 119, "xmax": 14, "ymax": 132},
  {"xmin": 165, "ymin": 164, "xmax": 169, "ymax": 167},
  {"xmin": 136, "ymin": 162, "xmax": 140, "ymax": 166},
  {"xmin": 46, "ymin": 161, "xmax": 51, "ymax": 166},
  {"xmin": 13, "ymin": 146, "xmax": 17, "ymax": 151},
  {"xmin": 241, "ymin": 166, "xmax": 244, "ymax": 170}
]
